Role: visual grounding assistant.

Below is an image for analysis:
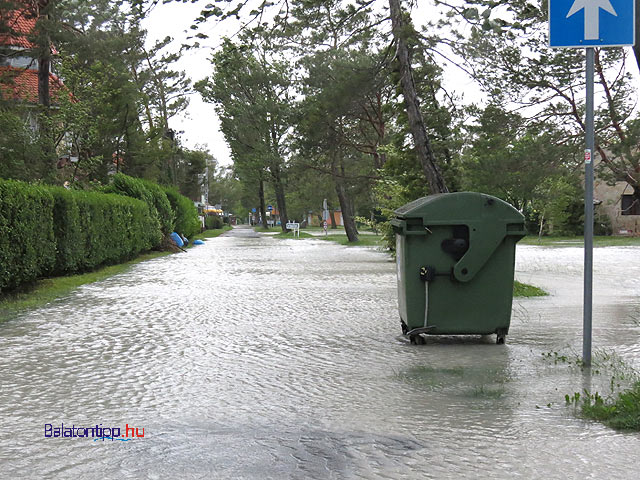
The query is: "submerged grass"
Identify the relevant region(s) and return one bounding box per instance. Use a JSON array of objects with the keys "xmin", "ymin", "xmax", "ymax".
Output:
[
  {"xmin": 469, "ymin": 385, "xmax": 506, "ymax": 399},
  {"xmin": 544, "ymin": 349, "xmax": 640, "ymax": 431},
  {"xmin": 513, "ymin": 281, "xmax": 548, "ymax": 297},
  {"xmin": 0, "ymin": 251, "xmax": 170, "ymax": 318},
  {"xmin": 192, "ymin": 226, "xmax": 232, "ymax": 240},
  {"xmin": 273, "ymin": 231, "xmax": 314, "ymax": 239},
  {"xmin": 316, "ymin": 234, "xmax": 384, "ymax": 247},
  {"xmin": 0, "ymin": 227, "xmax": 230, "ymax": 319},
  {"xmin": 520, "ymin": 235, "xmax": 640, "ymax": 247},
  {"xmin": 578, "ymin": 382, "xmax": 640, "ymax": 430}
]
